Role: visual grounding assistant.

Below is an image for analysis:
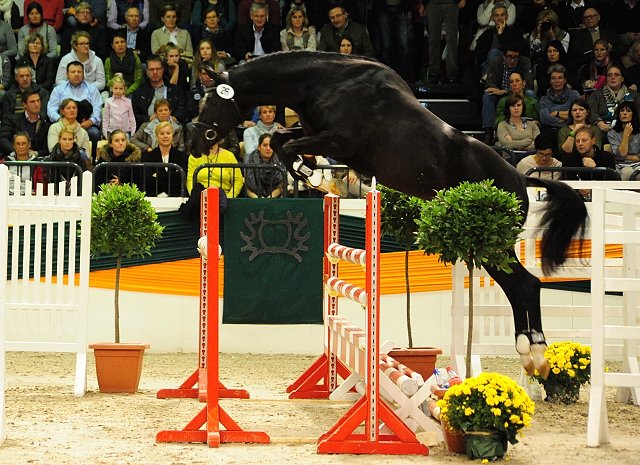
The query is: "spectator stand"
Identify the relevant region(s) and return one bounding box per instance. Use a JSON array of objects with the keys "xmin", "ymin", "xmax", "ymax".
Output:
[{"xmin": 0, "ymin": 166, "xmax": 92, "ymax": 402}]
